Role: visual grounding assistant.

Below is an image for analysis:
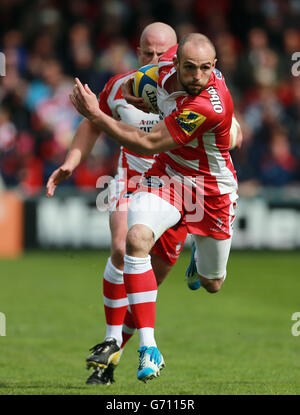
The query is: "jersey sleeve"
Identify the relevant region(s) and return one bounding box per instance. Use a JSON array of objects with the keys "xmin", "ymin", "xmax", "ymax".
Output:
[
  {"xmin": 98, "ymin": 71, "xmax": 136, "ymax": 119},
  {"xmin": 98, "ymin": 84, "xmax": 113, "ymax": 117},
  {"xmin": 164, "ymin": 97, "xmax": 222, "ymax": 145},
  {"xmin": 158, "ymin": 44, "xmax": 178, "ymax": 88}
]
